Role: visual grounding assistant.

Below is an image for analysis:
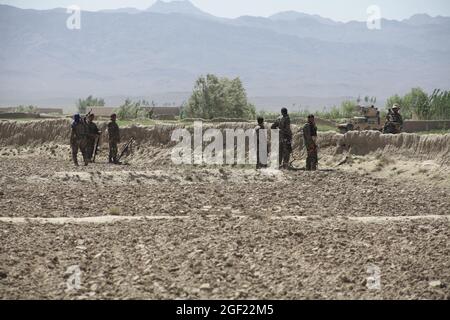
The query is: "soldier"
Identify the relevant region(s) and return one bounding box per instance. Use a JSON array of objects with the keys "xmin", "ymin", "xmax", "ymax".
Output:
[
  {"xmin": 271, "ymin": 108, "xmax": 293, "ymax": 169},
  {"xmin": 70, "ymin": 113, "xmax": 89, "ymax": 166},
  {"xmin": 390, "ymin": 104, "xmax": 403, "ymax": 133},
  {"xmin": 384, "ymin": 103, "xmax": 404, "ymax": 134},
  {"xmin": 303, "ymin": 114, "xmax": 318, "ymax": 171},
  {"xmin": 107, "ymin": 113, "xmax": 121, "ymax": 164},
  {"xmin": 255, "ymin": 117, "xmax": 268, "ymax": 169},
  {"xmin": 85, "ymin": 113, "xmax": 100, "ymax": 162}
]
